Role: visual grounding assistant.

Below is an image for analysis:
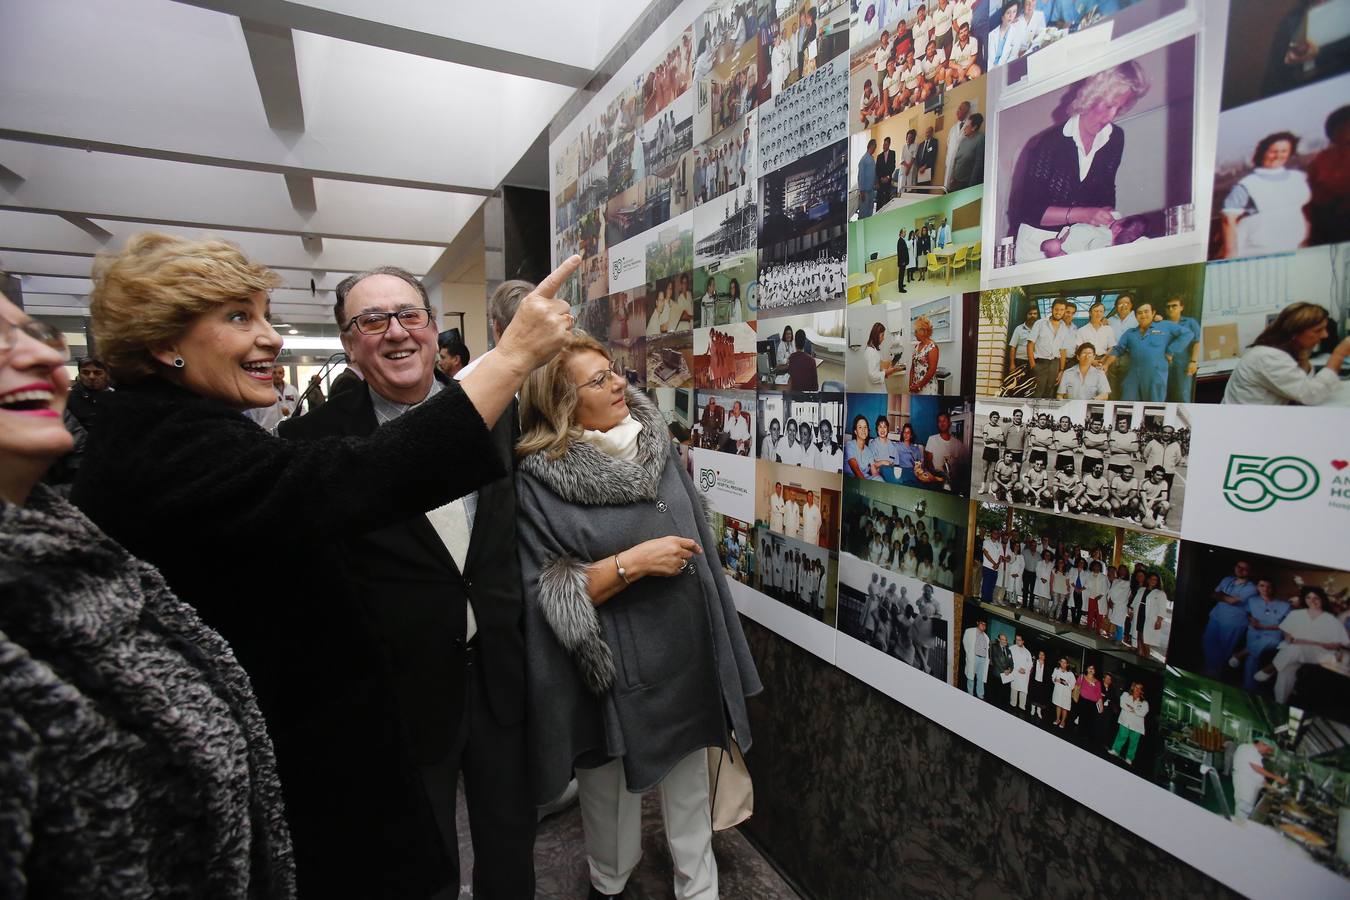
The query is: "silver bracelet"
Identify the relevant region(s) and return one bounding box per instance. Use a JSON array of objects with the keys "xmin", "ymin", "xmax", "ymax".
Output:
[{"xmin": 615, "ymin": 553, "xmax": 631, "ymax": 585}]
